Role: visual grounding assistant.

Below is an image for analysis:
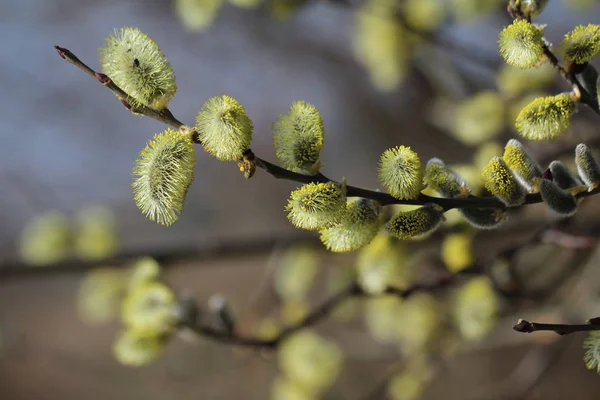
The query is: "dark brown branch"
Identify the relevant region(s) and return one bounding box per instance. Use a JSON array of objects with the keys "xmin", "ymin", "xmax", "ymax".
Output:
[
  {"xmin": 513, "ymin": 318, "xmax": 600, "ymax": 336},
  {"xmin": 54, "ymin": 46, "xmax": 185, "ymax": 128},
  {"xmin": 55, "ymin": 44, "xmax": 600, "ymax": 212}
]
